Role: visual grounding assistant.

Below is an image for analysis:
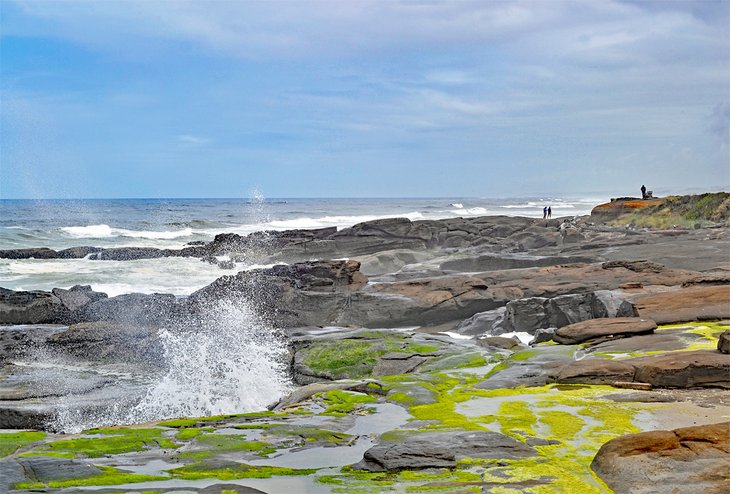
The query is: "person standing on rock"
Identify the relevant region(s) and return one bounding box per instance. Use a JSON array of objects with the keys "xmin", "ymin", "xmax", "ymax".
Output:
[
  {"xmin": 548, "ymin": 206, "xmax": 552, "ymax": 218},
  {"xmin": 641, "ymin": 185, "xmax": 647, "ymax": 199},
  {"xmin": 543, "ymin": 206, "xmax": 548, "ymax": 219}
]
